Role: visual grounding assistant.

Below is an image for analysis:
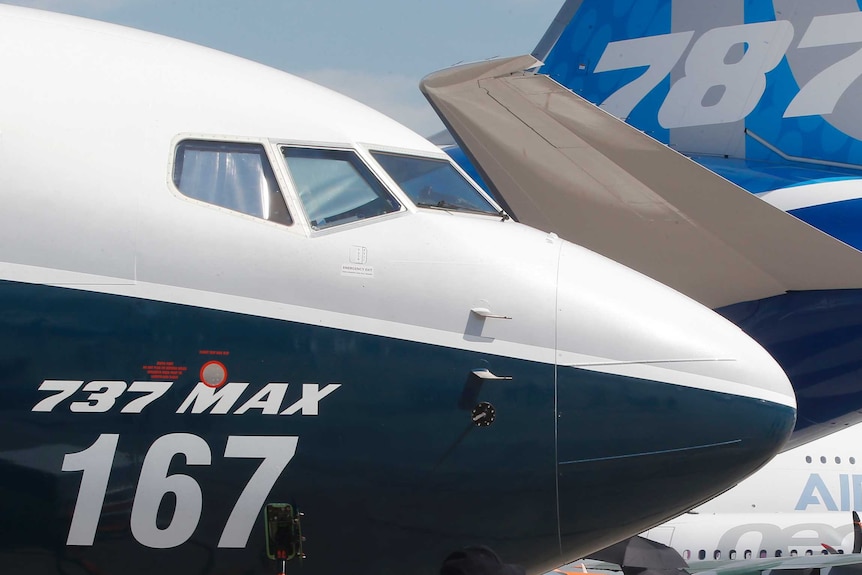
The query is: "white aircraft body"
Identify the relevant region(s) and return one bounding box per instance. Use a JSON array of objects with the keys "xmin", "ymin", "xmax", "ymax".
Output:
[{"xmin": 0, "ymin": 5, "xmax": 796, "ymax": 575}]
